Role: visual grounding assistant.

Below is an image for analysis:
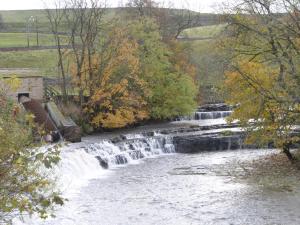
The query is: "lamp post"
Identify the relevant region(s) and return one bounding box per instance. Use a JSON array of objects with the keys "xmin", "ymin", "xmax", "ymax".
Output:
[
  {"xmin": 35, "ymin": 17, "xmax": 39, "ymax": 47},
  {"xmin": 26, "ymin": 16, "xmax": 35, "ymax": 48}
]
